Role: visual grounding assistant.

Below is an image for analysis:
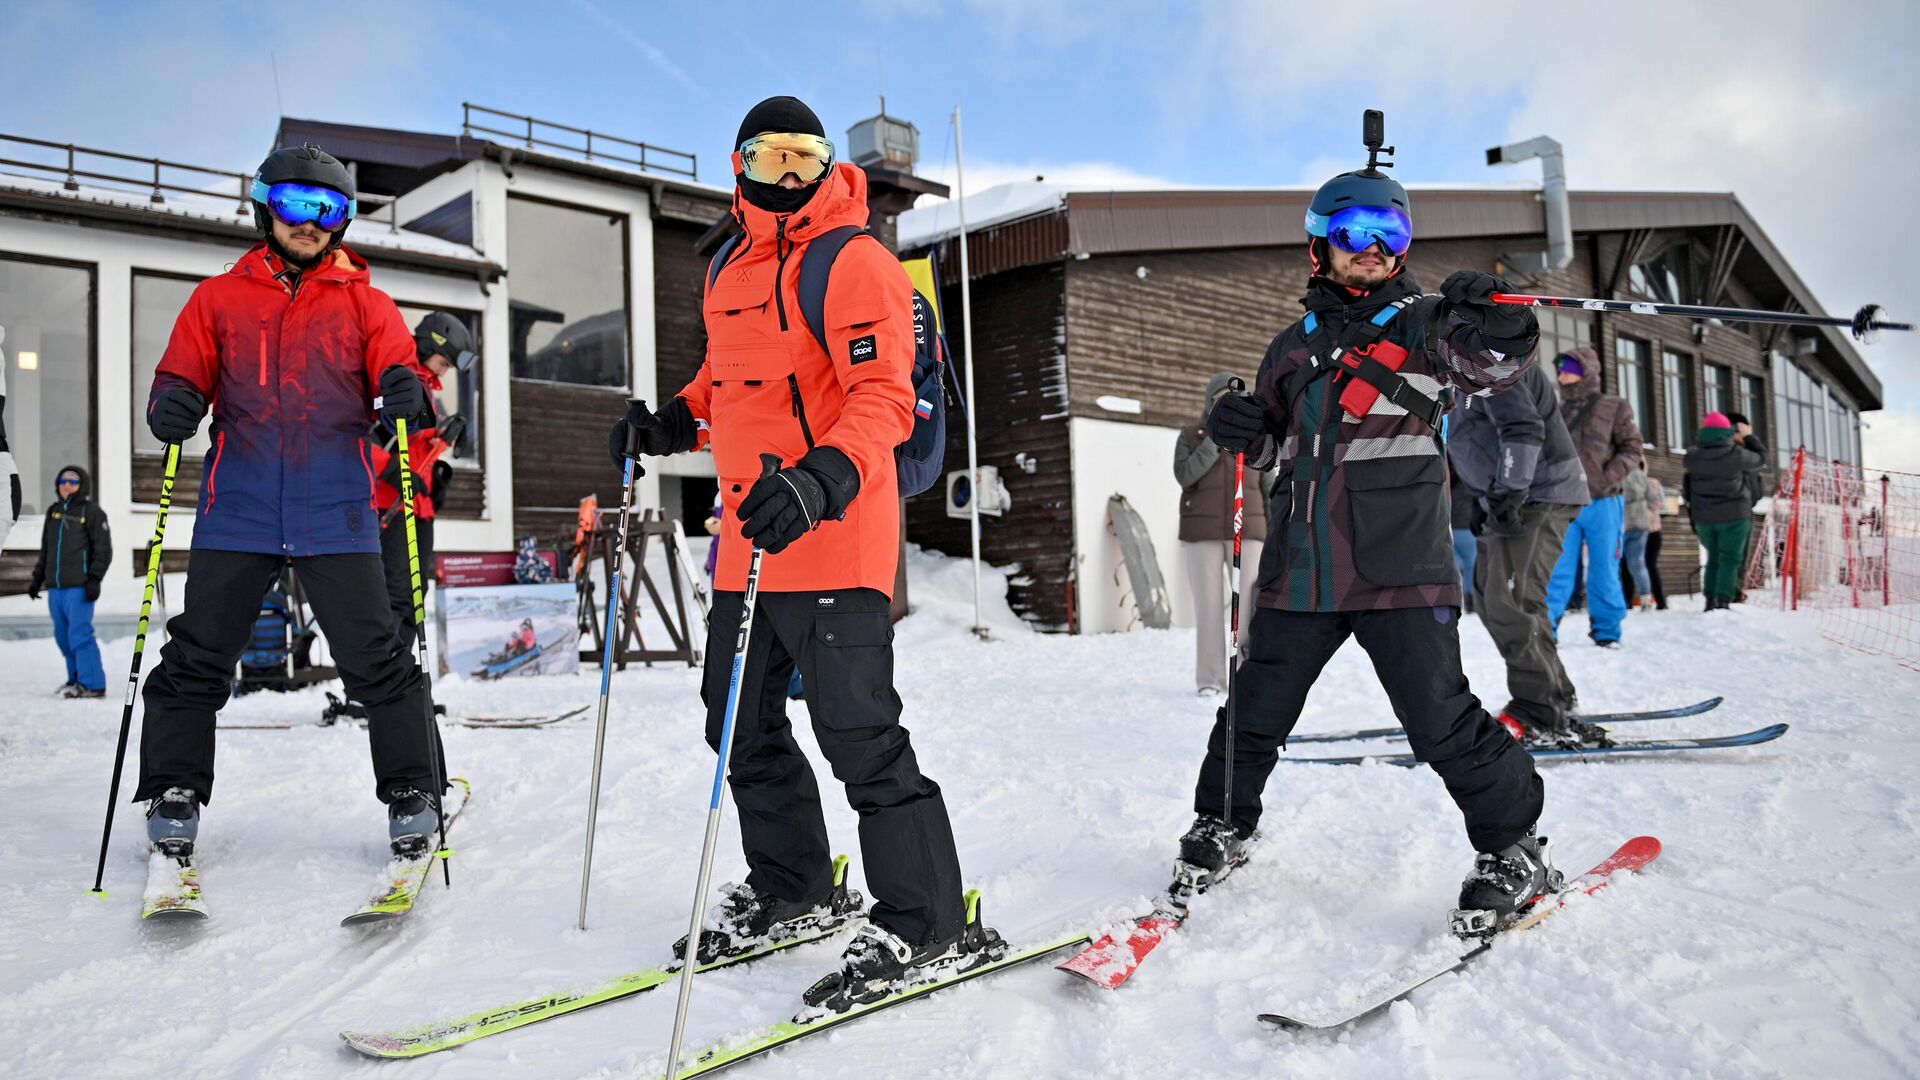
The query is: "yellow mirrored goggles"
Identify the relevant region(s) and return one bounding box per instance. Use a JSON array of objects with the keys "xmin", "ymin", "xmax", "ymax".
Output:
[{"xmin": 738, "ymin": 132, "xmax": 835, "ymax": 185}]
